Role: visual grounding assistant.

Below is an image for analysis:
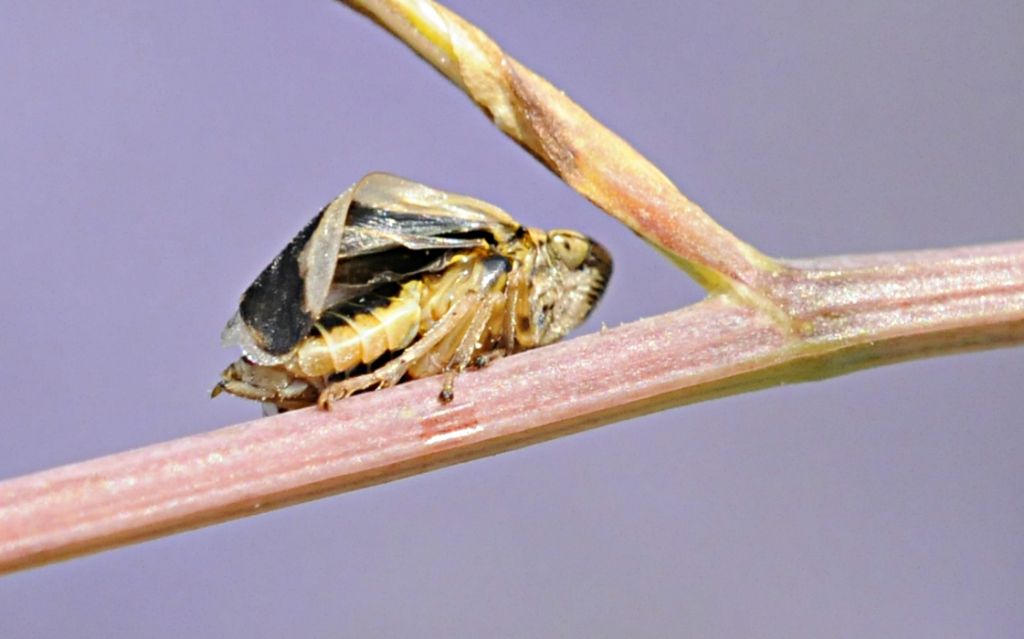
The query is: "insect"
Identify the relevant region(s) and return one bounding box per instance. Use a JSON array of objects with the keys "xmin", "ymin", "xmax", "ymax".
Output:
[{"xmin": 212, "ymin": 173, "xmax": 612, "ymax": 411}]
